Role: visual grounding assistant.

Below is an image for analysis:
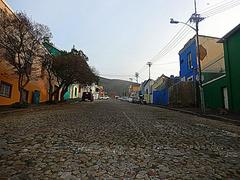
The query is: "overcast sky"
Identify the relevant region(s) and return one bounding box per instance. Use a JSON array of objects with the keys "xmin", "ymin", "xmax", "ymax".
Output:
[{"xmin": 7, "ymin": 0, "xmax": 240, "ymax": 82}]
